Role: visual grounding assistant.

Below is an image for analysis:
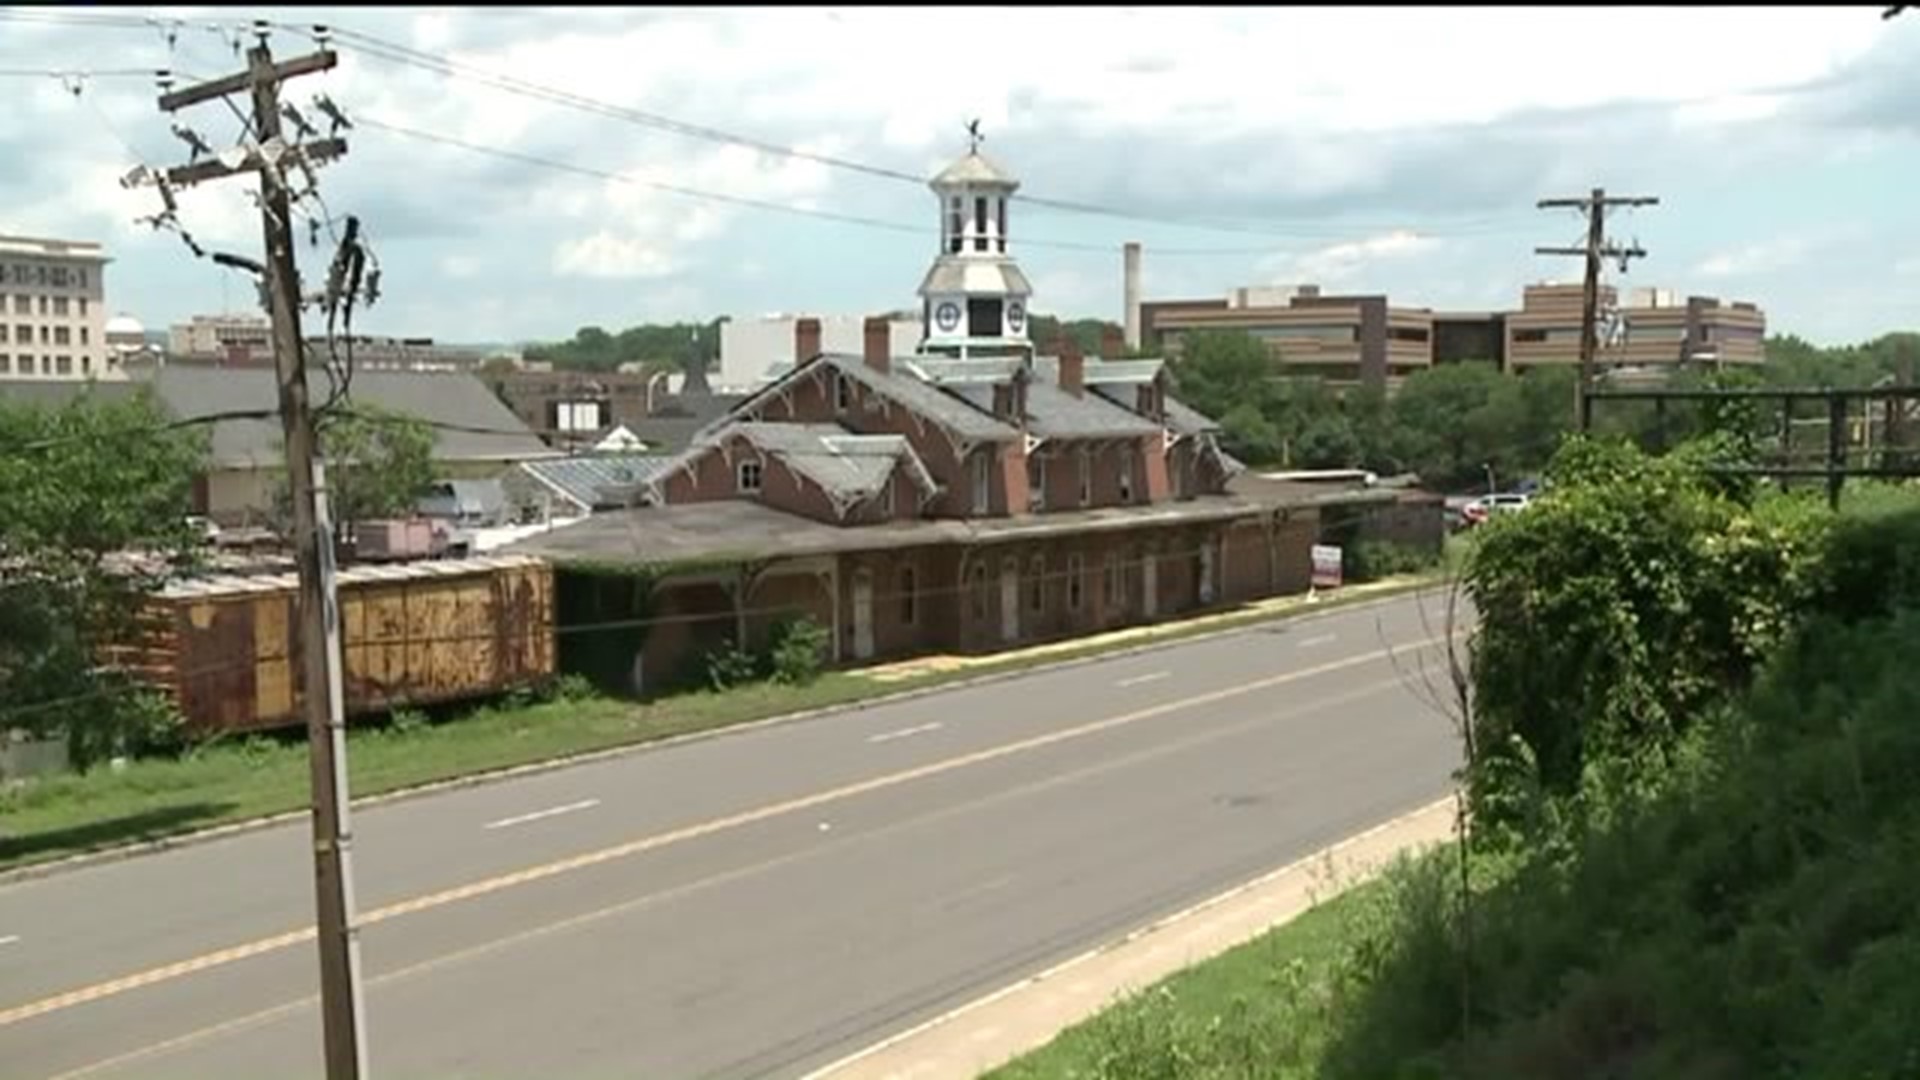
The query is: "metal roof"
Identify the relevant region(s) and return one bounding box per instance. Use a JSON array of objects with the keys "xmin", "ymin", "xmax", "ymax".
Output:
[
  {"xmin": 505, "ymin": 496, "xmax": 1299, "ymax": 569},
  {"xmin": 917, "ymin": 257, "xmax": 1034, "ymax": 298},
  {"xmin": 903, "ymin": 357, "xmax": 1025, "ymax": 386},
  {"xmin": 146, "ymin": 366, "xmax": 556, "ymax": 468},
  {"xmin": 155, "ymin": 553, "xmax": 547, "ymax": 600},
  {"xmin": 505, "ymin": 479, "xmax": 1407, "ymax": 570},
  {"xmin": 1083, "ymin": 359, "xmax": 1167, "ymax": 385},
  {"xmin": 931, "ymin": 150, "xmax": 1020, "ymax": 189},
  {"xmin": 520, "ymin": 454, "xmax": 672, "ymax": 512}
]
